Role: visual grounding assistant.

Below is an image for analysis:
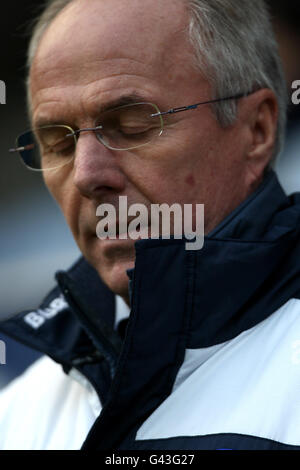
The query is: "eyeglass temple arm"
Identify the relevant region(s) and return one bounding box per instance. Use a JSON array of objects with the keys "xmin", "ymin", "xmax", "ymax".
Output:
[
  {"xmin": 152, "ymin": 92, "xmax": 252, "ymax": 117},
  {"xmin": 9, "ymin": 144, "xmax": 35, "ymax": 153}
]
